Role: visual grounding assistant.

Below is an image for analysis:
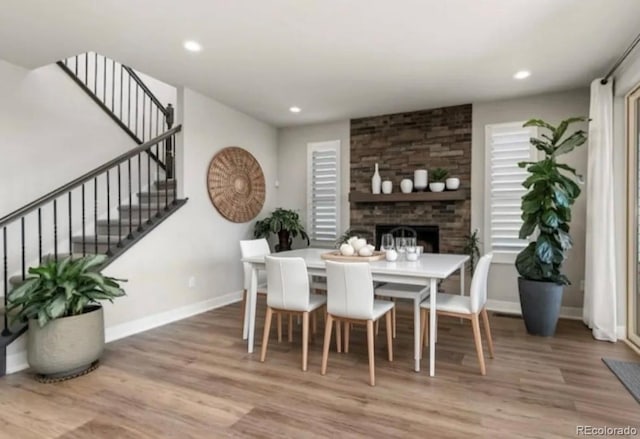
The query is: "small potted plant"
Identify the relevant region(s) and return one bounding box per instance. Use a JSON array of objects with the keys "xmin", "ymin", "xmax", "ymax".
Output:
[
  {"xmin": 429, "ymin": 168, "xmax": 448, "ymax": 192},
  {"xmin": 516, "ymin": 117, "xmax": 587, "ymax": 336},
  {"xmin": 7, "ymin": 255, "xmax": 125, "ymax": 379},
  {"xmin": 254, "ymin": 208, "xmax": 310, "ymax": 252}
]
